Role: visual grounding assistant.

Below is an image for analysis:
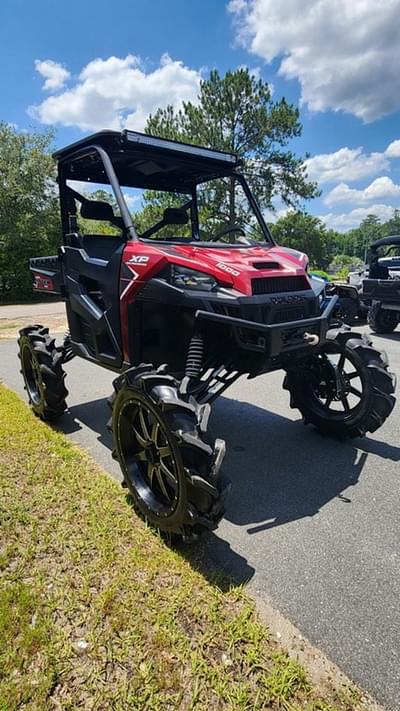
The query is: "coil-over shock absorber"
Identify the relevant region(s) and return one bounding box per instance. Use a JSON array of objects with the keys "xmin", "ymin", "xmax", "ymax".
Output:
[{"xmin": 185, "ymin": 332, "xmax": 204, "ymax": 379}]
